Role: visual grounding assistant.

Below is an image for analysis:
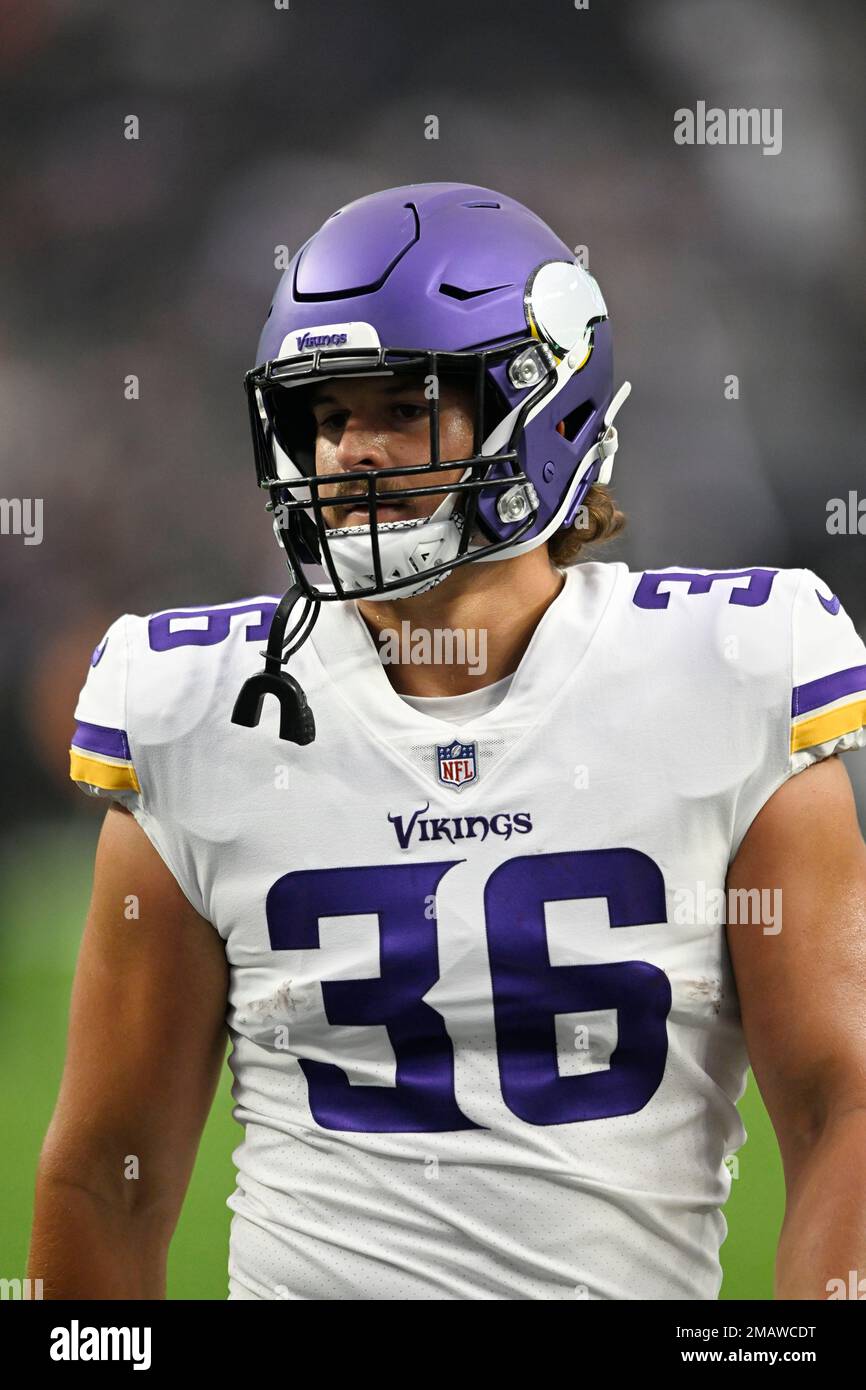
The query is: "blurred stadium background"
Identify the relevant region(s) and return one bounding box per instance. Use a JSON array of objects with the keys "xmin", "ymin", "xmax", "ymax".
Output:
[{"xmin": 1, "ymin": 0, "xmax": 863, "ymax": 1298}]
